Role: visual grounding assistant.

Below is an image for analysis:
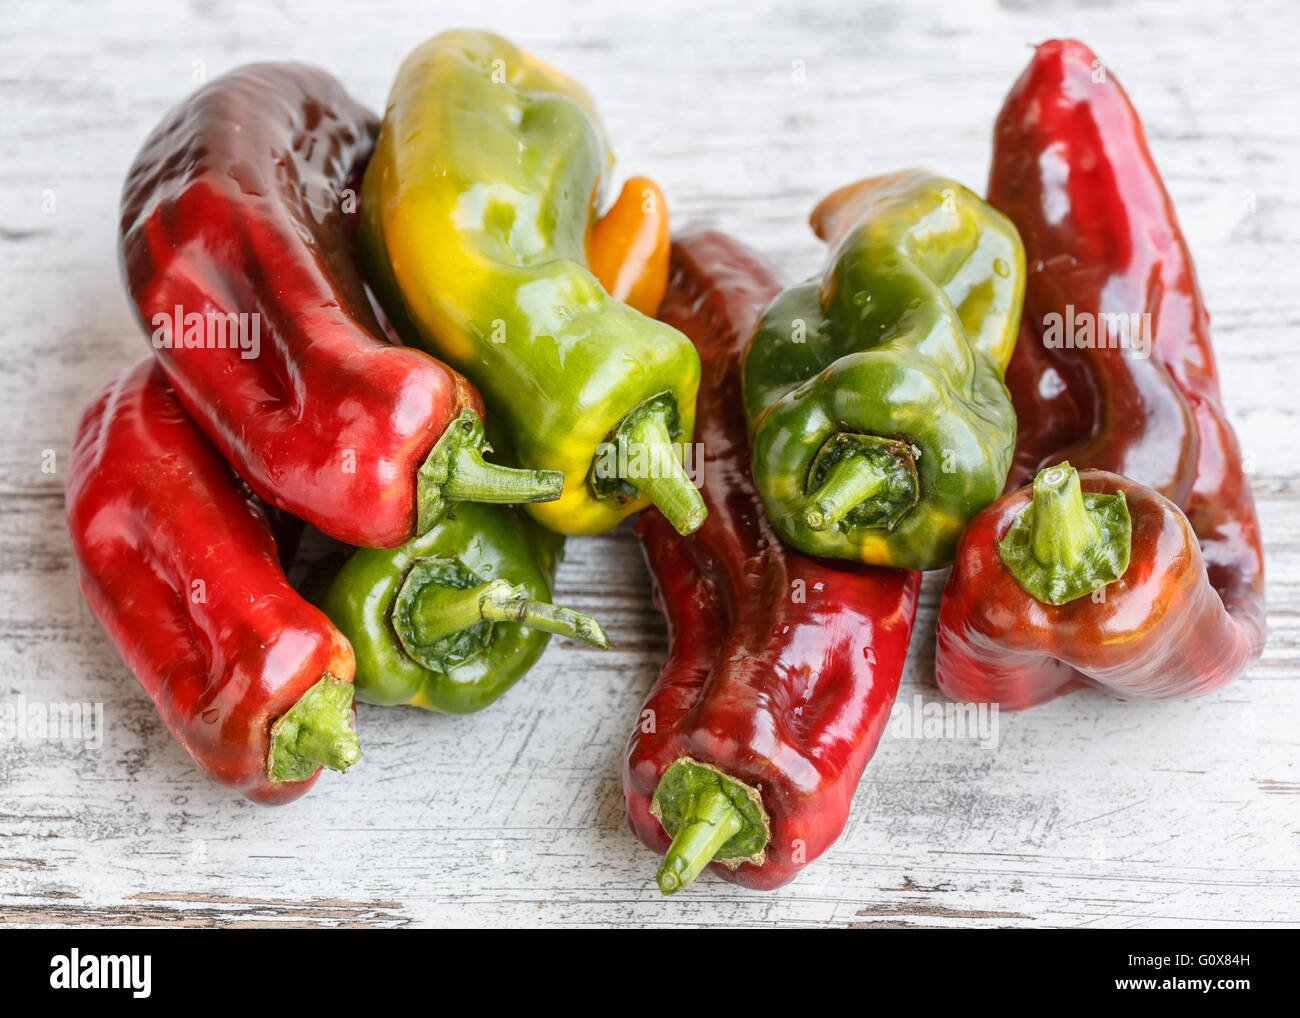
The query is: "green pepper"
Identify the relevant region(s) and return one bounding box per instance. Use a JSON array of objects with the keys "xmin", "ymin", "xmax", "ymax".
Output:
[
  {"xmin": 360, "ymin": 30, "xmax": 705, "ymax": 537},
  {"xmin": 309, "ymin": 501, "xmax": 609, "ymax": 713},
  {"xmin": 741, "ymin": 169, "xmax": 1025, "ymax": 570}
]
